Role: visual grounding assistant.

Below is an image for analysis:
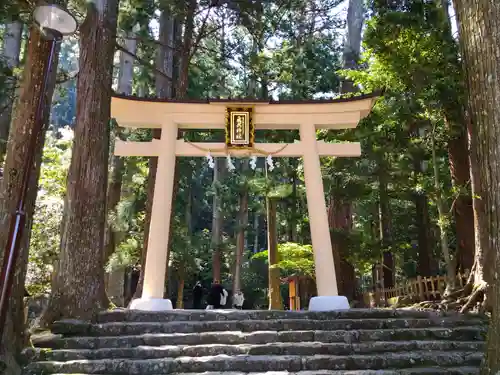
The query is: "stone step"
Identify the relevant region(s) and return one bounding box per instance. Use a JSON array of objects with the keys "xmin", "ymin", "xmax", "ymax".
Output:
[
  {"xmin": 29, "ymin": 340, "xmax": 485, "ymax": 362},
  {"xmin": 31, "ymin": 327, "xmax": 487, "ymax": 350},
  {"xmin": 96, "ymin": 309, "xmax": 486, "ymax": 324},
  {"xmin": 168, "ymin": 370, "xmax": 480, "ymax": 375},
  {"xmin": 51, "ymin": 318, "xmax": 487, "ymax": 337},
  {"xmin": 23, "ymin": 352, "xmax": 483, "ymax": 374},
  {"xmin": 45, "ymin": 369, "xmax": 480, "ymax": 375}
]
